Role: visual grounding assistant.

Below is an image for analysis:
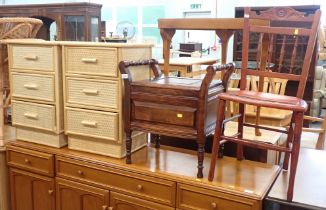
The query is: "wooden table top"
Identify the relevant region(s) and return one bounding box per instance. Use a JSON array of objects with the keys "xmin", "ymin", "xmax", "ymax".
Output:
[
  {"xmin": 8, "ymin": 139, "xmax": 281, "ymax": 200},
  {"xmin": 158, "ymin": 18, "xmax": 267, "ymax": 30},
  {"xmin": 267, "ymin": 148, "xmax": 326, "ymax": 208},
  {"xmin": 158, "ymin": 57, "xmax": 218, "ymax": 66}
]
